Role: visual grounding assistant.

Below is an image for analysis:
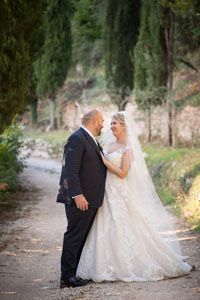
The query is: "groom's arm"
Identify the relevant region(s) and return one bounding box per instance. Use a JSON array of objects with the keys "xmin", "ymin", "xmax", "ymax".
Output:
[
  {"xmin": 65, "ymin": 134, "xmax": 83, "ymax": 197},
  {"xmin": 64, "ymin": 135, "xmax": 89, "ymax": 210}
]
